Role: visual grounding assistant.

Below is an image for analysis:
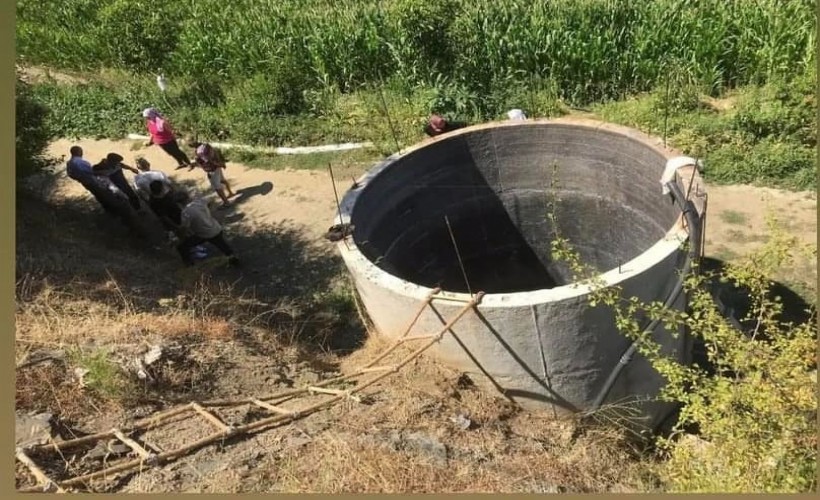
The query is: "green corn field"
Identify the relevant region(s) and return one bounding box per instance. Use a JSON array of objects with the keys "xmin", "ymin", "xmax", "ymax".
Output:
[
  {"xmin": 16, "ymin": 0, "xmax": 816, "ymax": 105},
  {"xmin": 15, "ymin": 0, "xmax": 817, "ymax": 190}
]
